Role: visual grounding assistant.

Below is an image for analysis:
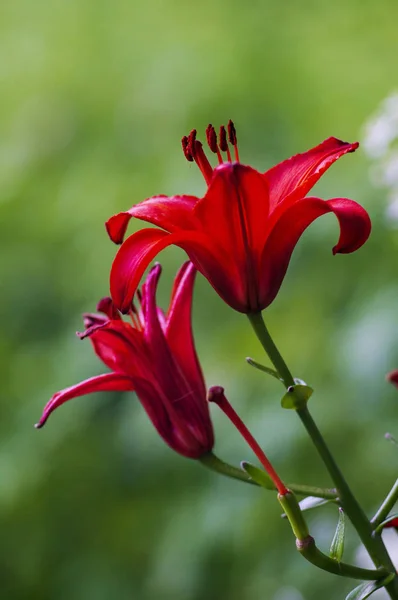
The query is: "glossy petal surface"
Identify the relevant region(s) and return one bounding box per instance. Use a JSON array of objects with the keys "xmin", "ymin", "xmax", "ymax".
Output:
[{"xmin": 264, "ymin": 137, "xmax": 359, "ymax": 209}]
